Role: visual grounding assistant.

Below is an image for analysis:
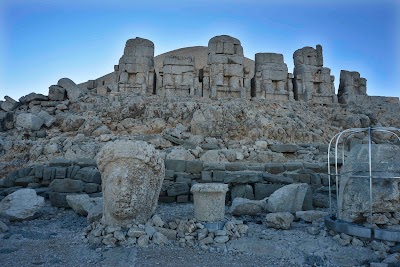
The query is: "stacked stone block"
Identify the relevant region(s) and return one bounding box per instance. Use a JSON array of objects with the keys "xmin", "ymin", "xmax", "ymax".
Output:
[
  {"xmin": 1, "ymin": 157, "xmax": 335, "ymax": 210},
  {"xmin": 204, "ymin": 35, "xmax": 250, "ymax": 99},
  {"xmin": 337, "ymin": 70, "xmax": 367, "ymax": 104},
  {"xmin": 160, "ymin": 56, "xmax": 196, "ymax": 97},
  {"xmin": 253, "ymin": 53, "xmax": 293, "ymax": 100},
  {"xmin": 116, "ymin": 37, "xmax": 155, "ymax": 95},
  {"xmin": 293, "ymin": 45, "xmax": 337, "ymax": 104}
]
